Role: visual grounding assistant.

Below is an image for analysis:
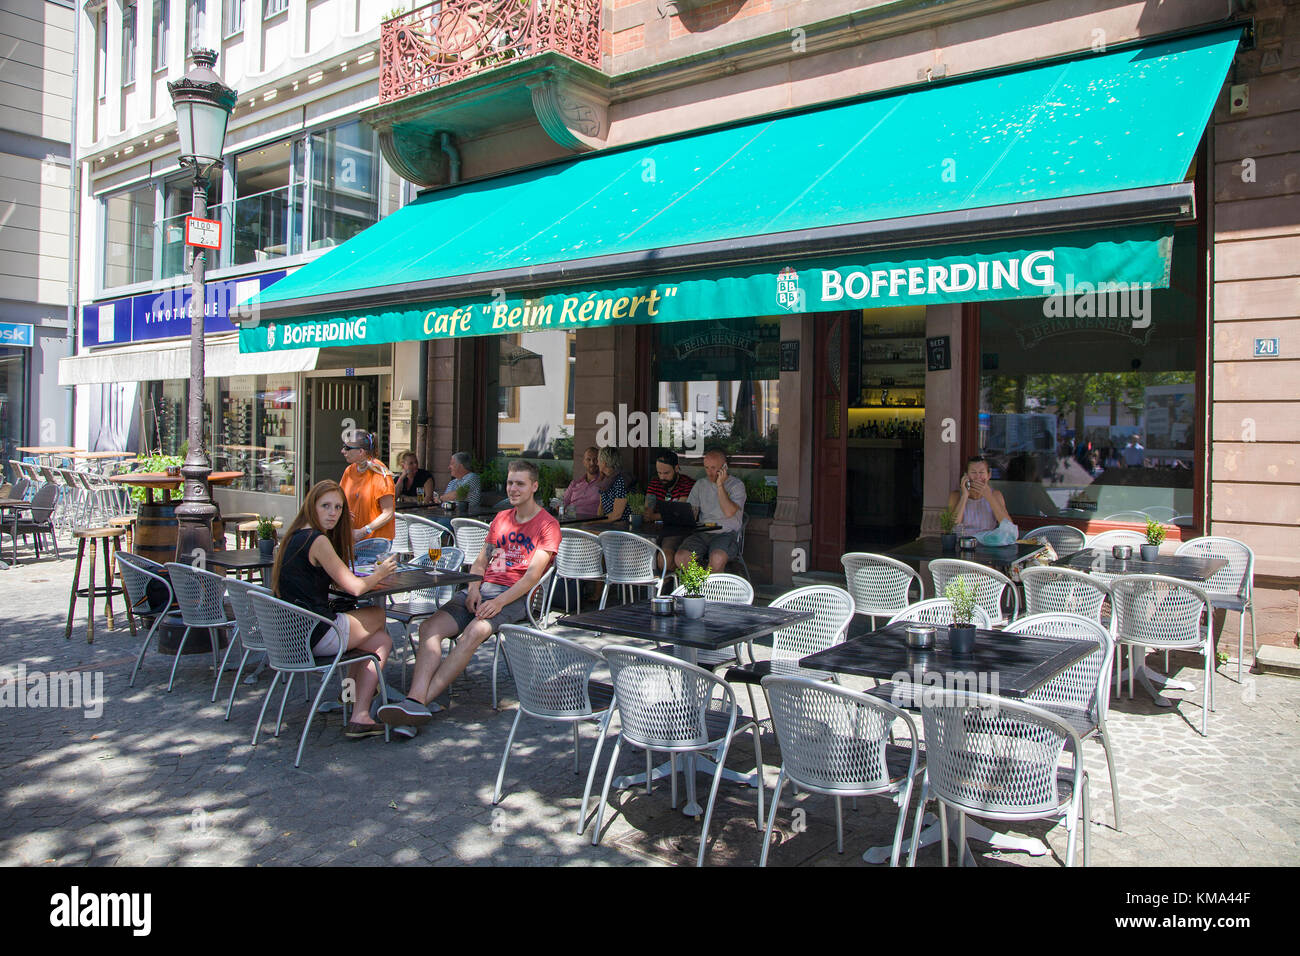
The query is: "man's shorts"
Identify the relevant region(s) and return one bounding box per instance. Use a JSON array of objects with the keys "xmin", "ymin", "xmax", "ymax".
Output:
[
  {"xmin": 440, "ymin": 582, "xmax": 530, "ymax": 636},
  {"xmin": 679, "ymin": 531, "xmax": 741, "ymax": 561}
]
